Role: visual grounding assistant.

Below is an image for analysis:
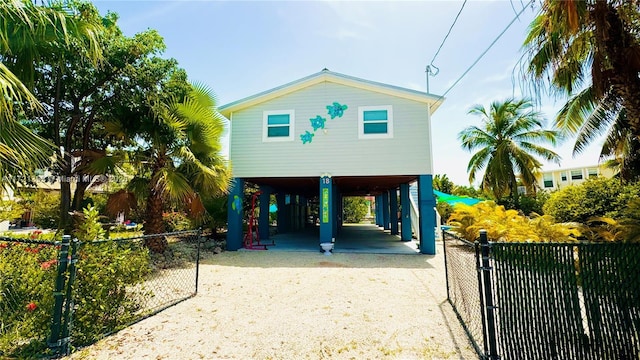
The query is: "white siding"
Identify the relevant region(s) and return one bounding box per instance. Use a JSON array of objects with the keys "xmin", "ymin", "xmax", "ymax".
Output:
[{"xmin": 229, "ymin": 82, "xmax": 432, "ymax": 178}]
